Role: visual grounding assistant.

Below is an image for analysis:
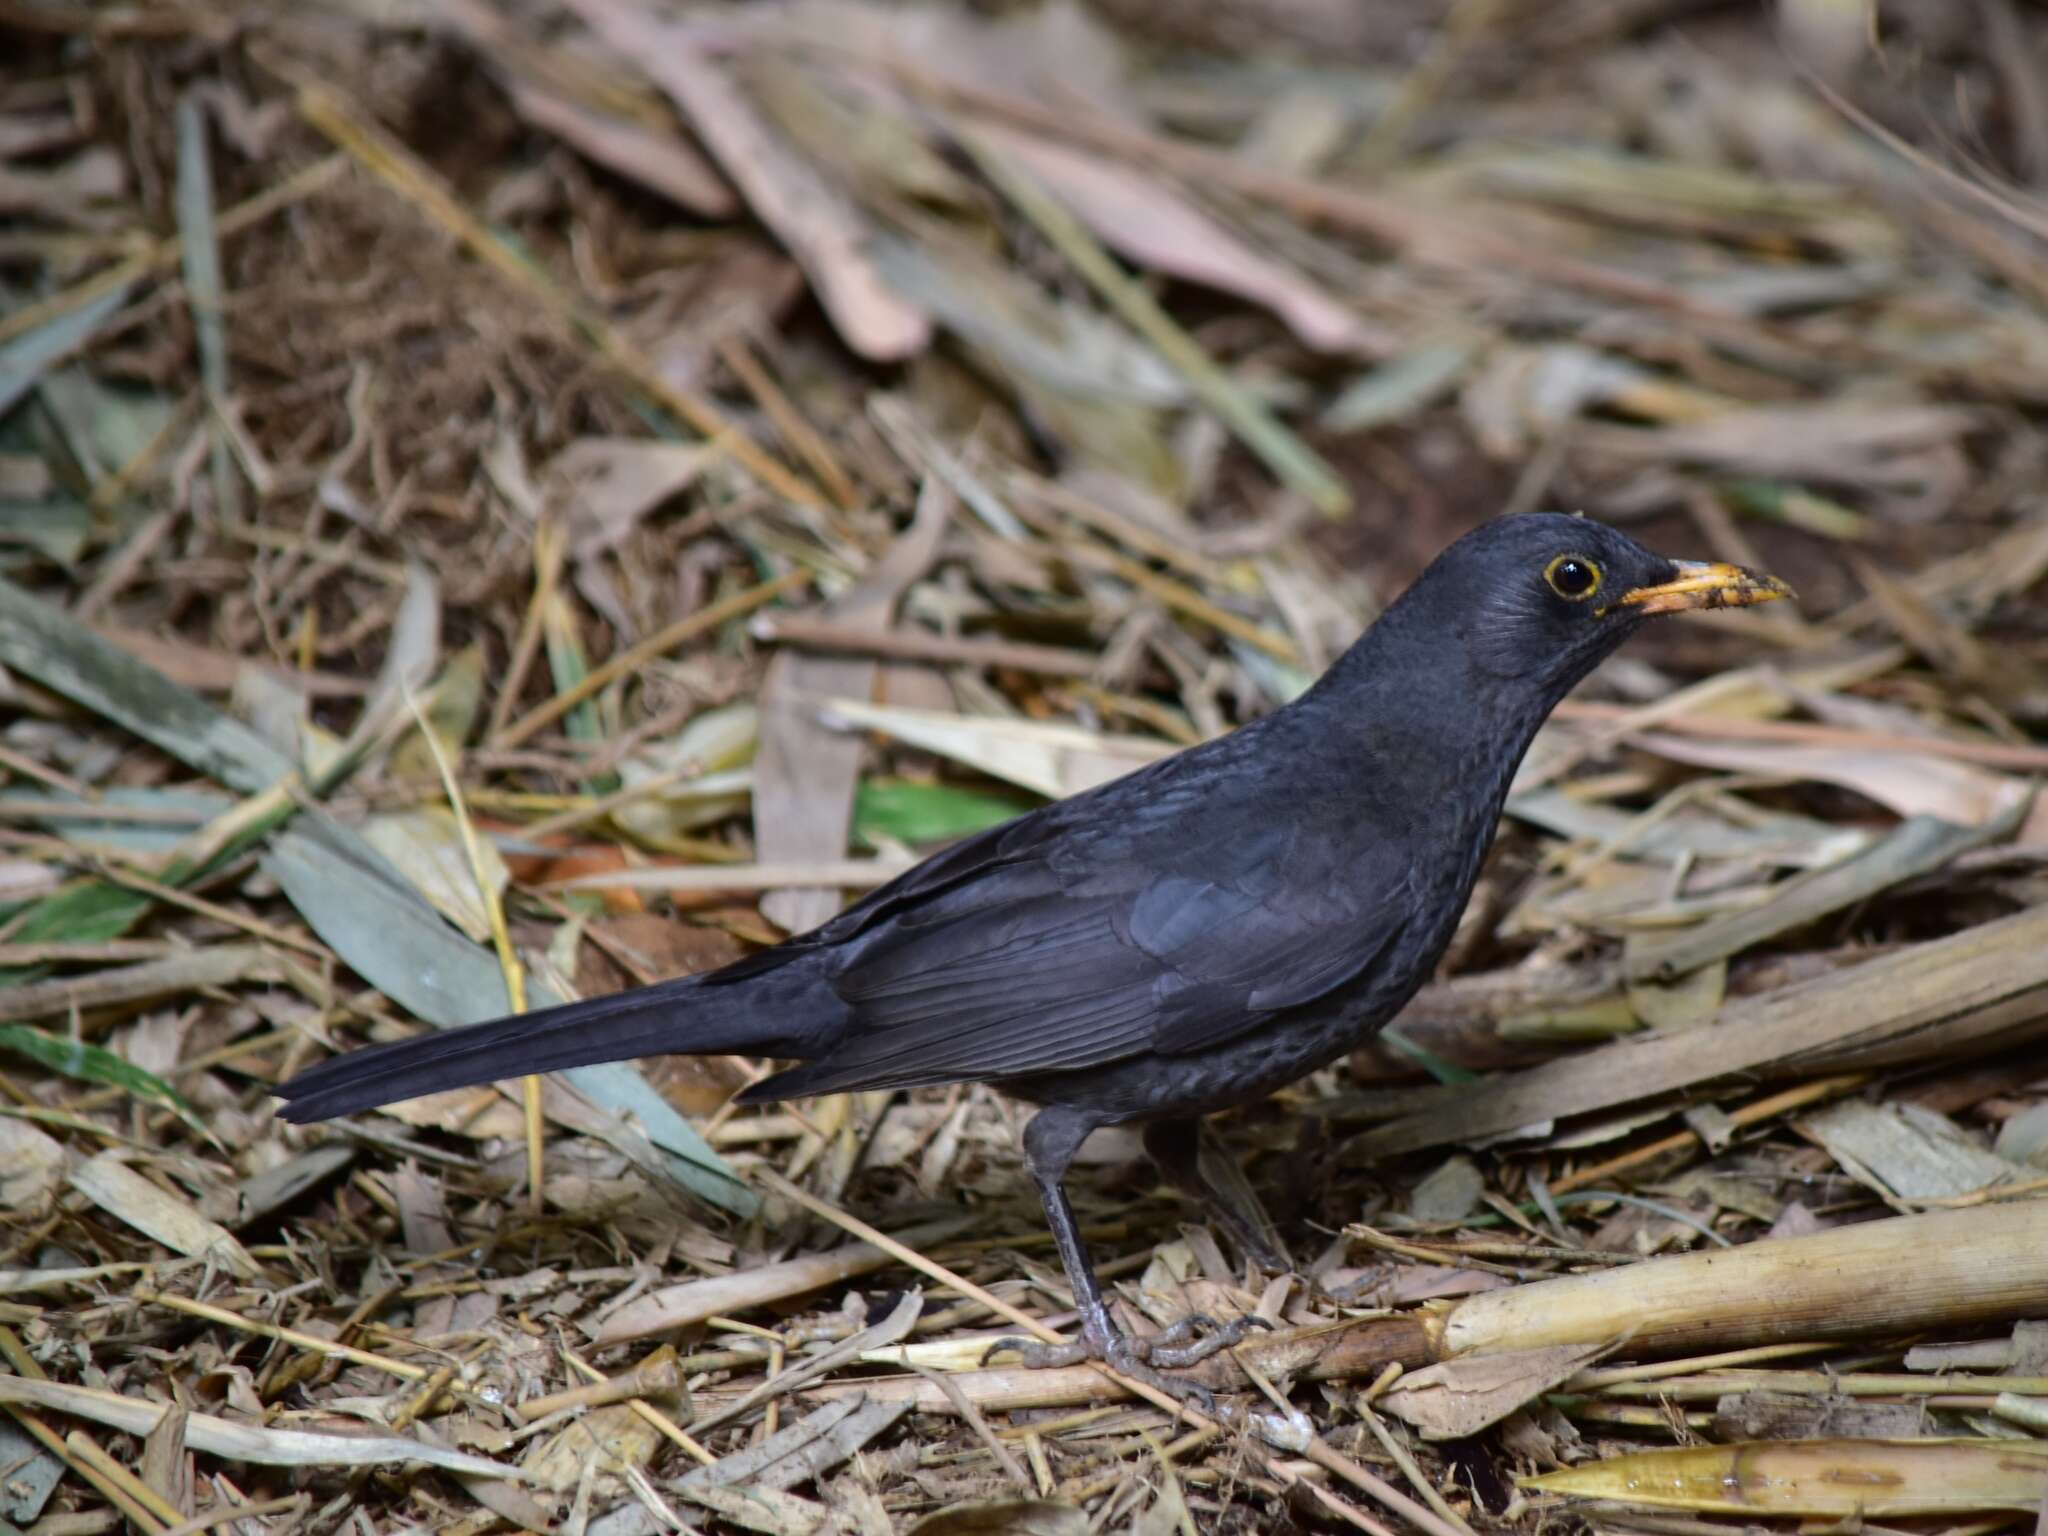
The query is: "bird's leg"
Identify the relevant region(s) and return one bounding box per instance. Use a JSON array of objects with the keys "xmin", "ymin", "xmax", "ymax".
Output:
[
  {"xmin": 988, "ymin": 1108, "xmax": 1250, "ymax": 1409},
  {"xmin": 1142, "ymin": 1116, "xmax": 1292, "ymax": 1275}
]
